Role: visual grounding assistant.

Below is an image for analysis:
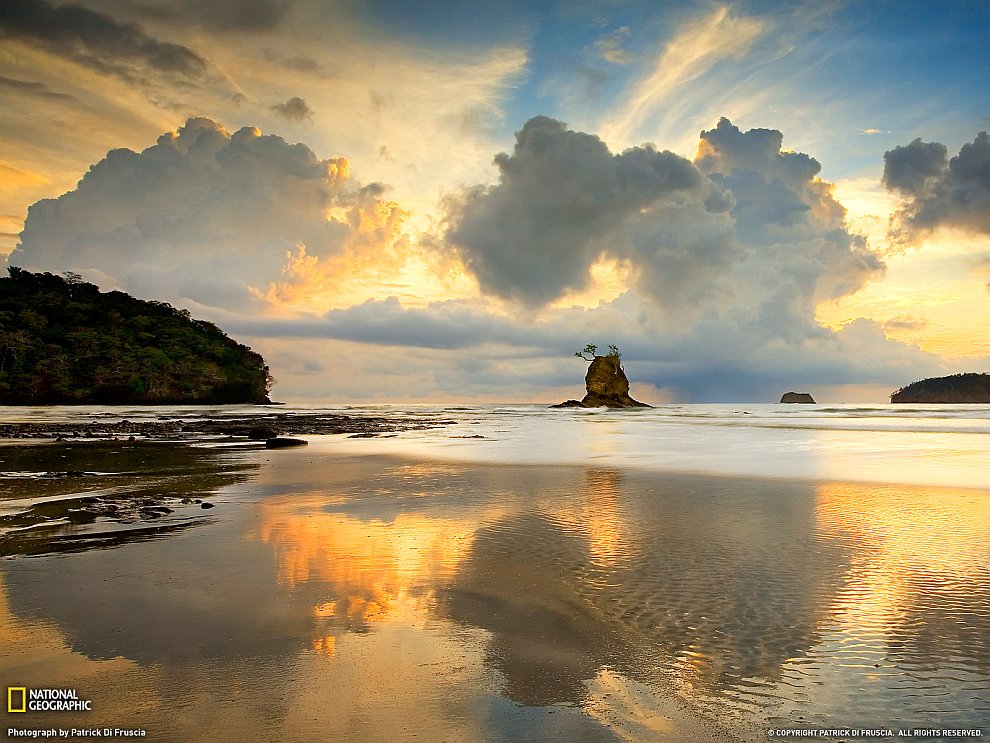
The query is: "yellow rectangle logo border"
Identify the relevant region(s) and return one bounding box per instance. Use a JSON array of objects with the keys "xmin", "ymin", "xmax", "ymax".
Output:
[{"xmin": 8, "ymin": 686, "xmax": 27, "ymax": 713}]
